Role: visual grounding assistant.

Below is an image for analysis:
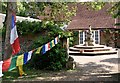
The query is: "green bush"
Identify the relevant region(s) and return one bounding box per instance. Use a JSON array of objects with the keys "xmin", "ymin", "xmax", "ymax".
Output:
[
  {"xmin": 69, "ymin": 31, "xmax": 79, "ymax": 46},
  {"xmin": 16, "ymin": 20, "xmax": 70, "ymax": 38},
  {"xmin": 27, "ymin": 41, "xmax": 67, "ymax": 71},
  {"xmin": 16, "ymin": 20, "xmax": 43, "ymax": 35},
  {"xmin": 17, "ymin": 21, "xmax": 69, "ymax": 71}
]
